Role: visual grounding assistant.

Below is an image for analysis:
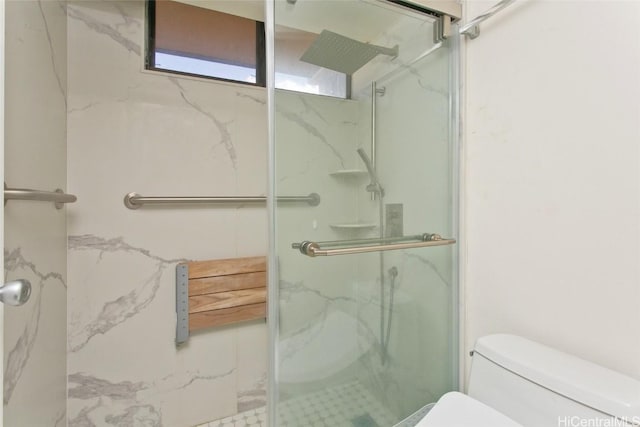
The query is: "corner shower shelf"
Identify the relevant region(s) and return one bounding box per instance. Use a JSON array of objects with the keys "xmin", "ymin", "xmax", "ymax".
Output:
[
  {"xmin": 329, "ymin": 223, "xmax": 377, "ymax": 231},
  {"xmin": 329, "ymin": 169, "xmax": 369, "ymax": 178}
]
